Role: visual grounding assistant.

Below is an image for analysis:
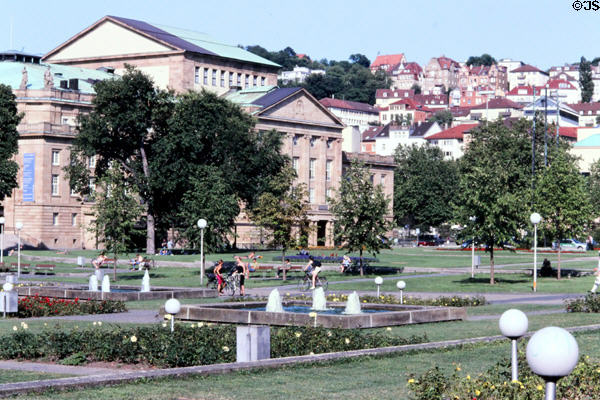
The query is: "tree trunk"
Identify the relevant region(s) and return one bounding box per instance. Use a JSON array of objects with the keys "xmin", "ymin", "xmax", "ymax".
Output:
[
  {"xmin": 489, "ymin": 246, "xmax": 495, "ymax": 285},
  {"xmin": 139, "ymin": 145, "xmax": 155, "ymax": 255},
  {"xmin": 113, "ymin": 252, "xmax": 117, "ymax": 281},
  {"xmin": 557, "ymin": 244, "xmax": 562, "ymax": 280},
  {"xmin": 281, "ymin": 248, "xmax": 286, "ymax": 281},
  {"xmin": 359, "ymin": 248, "xmax": 364, "ymax": 276}
]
